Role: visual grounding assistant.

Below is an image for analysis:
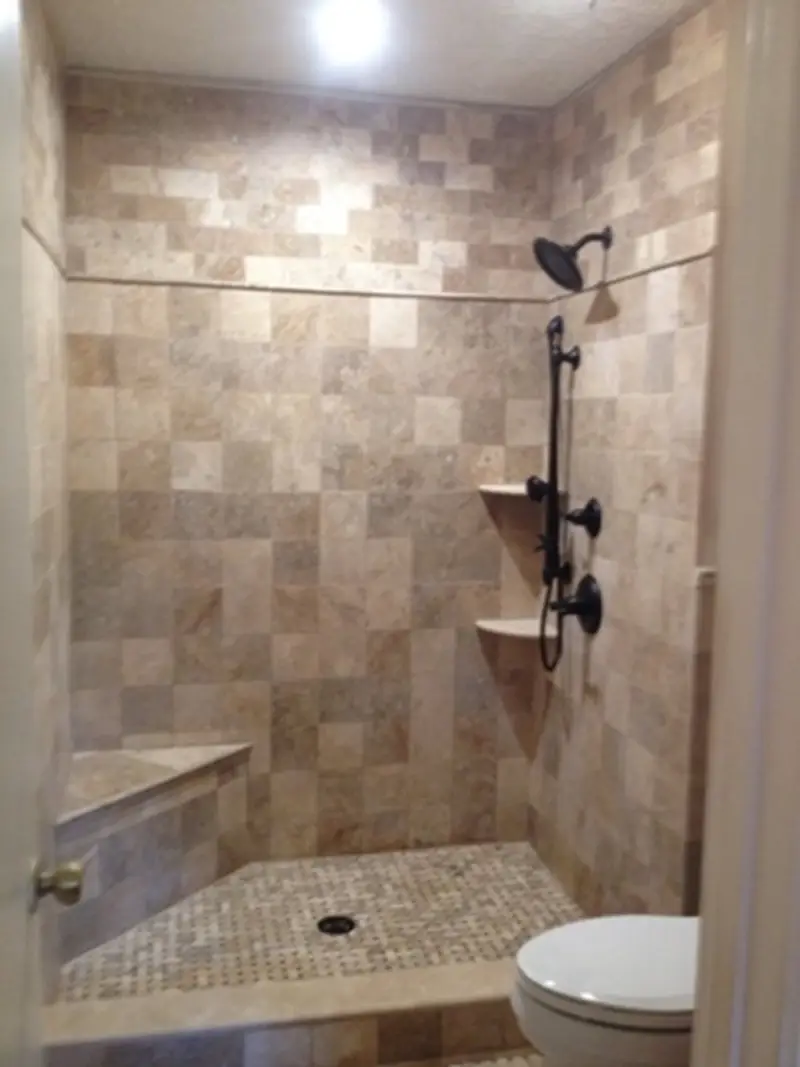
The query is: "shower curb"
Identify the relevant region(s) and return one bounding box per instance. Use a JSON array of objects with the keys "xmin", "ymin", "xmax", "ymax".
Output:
[{"xmin": 45, "ymin": 961, "xmax": 525, "ymax": 1066}]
